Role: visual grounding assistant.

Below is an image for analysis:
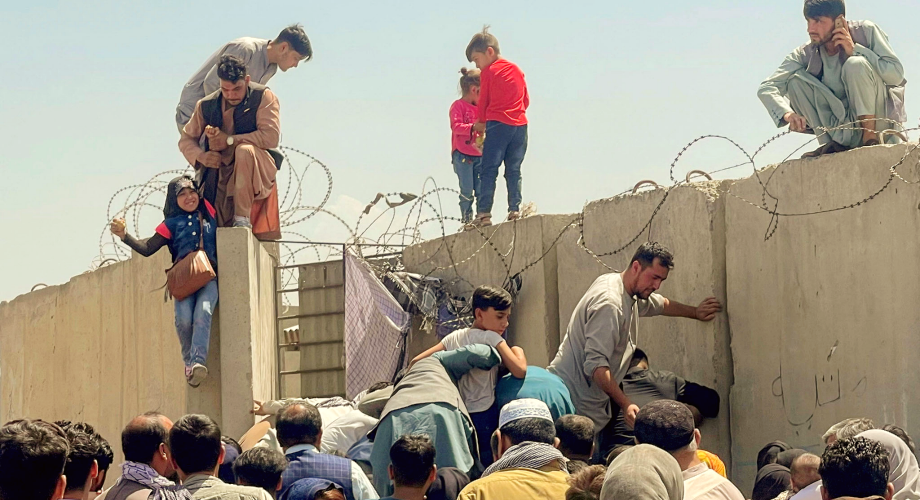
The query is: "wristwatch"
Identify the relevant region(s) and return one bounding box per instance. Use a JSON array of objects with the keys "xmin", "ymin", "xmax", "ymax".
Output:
[{"xmin": 226, "ymin": 135, "xmax": 235, "ymax": 146}]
